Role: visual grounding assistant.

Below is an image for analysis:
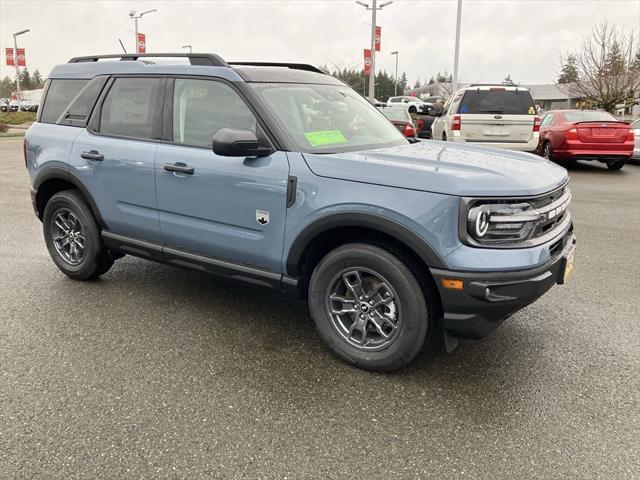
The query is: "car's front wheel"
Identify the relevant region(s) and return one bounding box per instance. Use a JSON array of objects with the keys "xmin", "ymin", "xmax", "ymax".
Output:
[
  {"xmin": 308, "ymin": 243, "xmax": 434, "ymax": 371},
  {"xmin": 43, "ymin": 190, "xmax": 113, "ymax": 280},
  {"xmin": 542, "ymin": 141, "xmax": 553, "ymax": 161}
]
